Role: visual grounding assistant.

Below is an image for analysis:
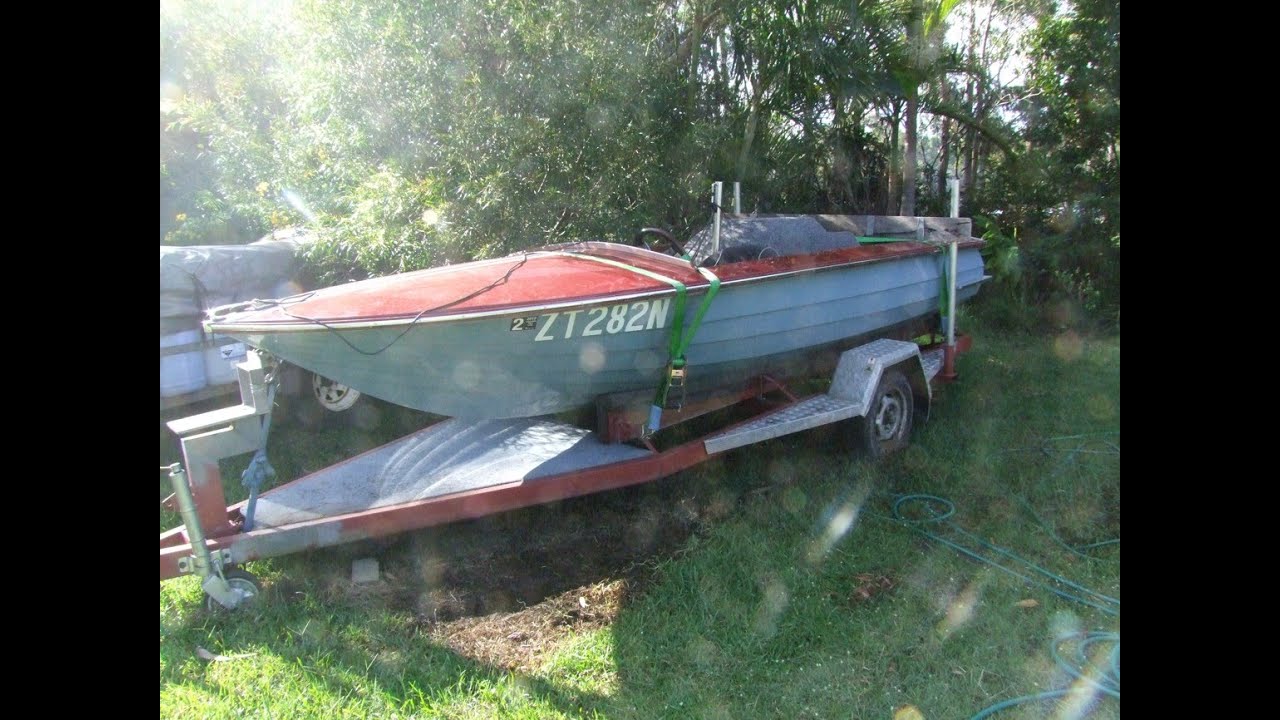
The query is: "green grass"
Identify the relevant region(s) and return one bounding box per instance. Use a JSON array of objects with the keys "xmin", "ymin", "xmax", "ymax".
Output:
[{"xmin": 161, "ymin": 319, "xmax": 1119, "ymax": 719}]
